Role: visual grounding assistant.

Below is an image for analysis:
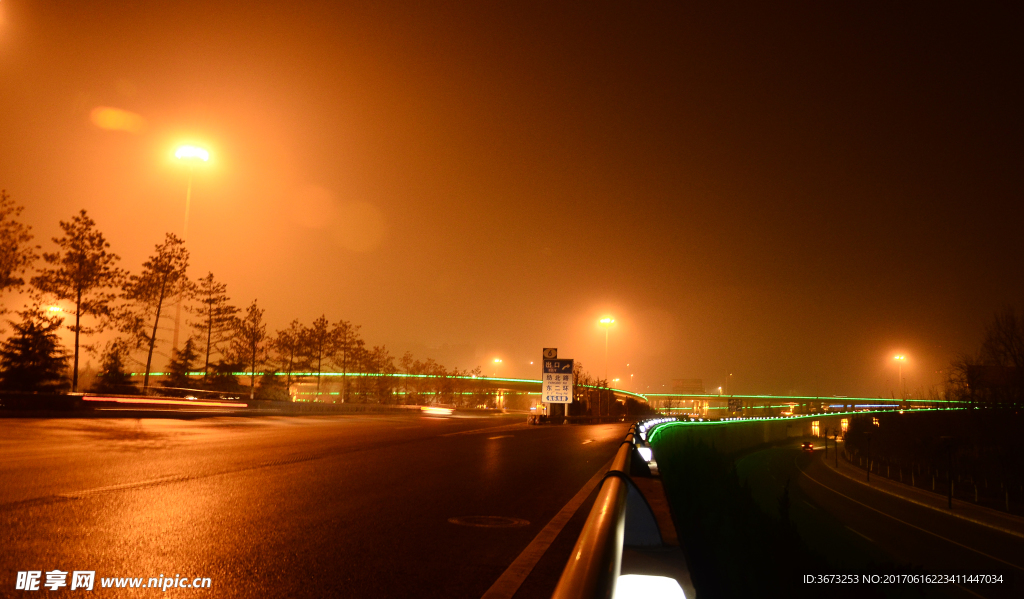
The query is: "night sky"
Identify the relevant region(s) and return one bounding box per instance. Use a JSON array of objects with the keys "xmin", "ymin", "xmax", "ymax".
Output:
[{"xmin": 1, "ymin": 2, "xmax": 1021, "ymax": 397}]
